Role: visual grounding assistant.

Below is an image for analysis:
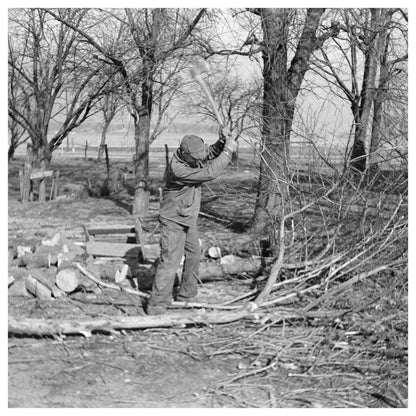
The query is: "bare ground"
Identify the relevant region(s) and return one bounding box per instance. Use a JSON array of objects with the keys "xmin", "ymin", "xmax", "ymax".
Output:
[{"xmin": 8, "ymin": 156, "xmax": 408, "ymax": 408}]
